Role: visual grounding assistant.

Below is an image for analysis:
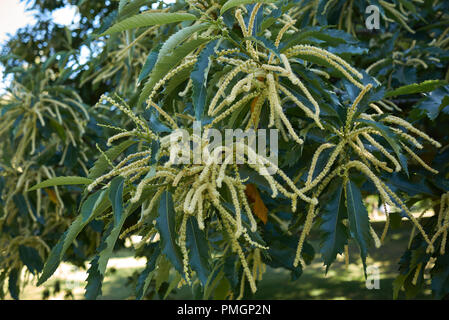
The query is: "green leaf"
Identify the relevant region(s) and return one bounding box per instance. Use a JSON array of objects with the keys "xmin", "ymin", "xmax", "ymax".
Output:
[
  {"xmin": 118, "ymin": 0, "xmax": 129, "ymax": 13},
  {"xmin": 191, "ymin": 40, "xmax": 219, "ymax": 121},
  {"xmin": 431, "ymin": 253, "xmax": 449, "ymax": 299},
  {"xmin": 416, "ymin": 86, "xmax": 449, "ymax": 120},
  {"xmin": 319, "ymin": 179, "xmax": 348, "ymax": 272},
  {"xmin": 109, "ymin": 176, "xmax": 125, "ymax": 226},
  {"xmin": 387, "ymin": 172, "xmax": 433, "ymax": 196},
  {"xmin": 138, "ymin": 46, "xmax": 160, "ymax": 85},
  {"xmin": 163, "ymin": 272, "xmax": 182, "ymax": 299},
  {"xmin": 138, "ymin": 23, "xmax": 211, "ymax": 106},
  {"xmin": 19, "ymin": 246, "xmax": 44, "ymax": 275},
  {"xmin": 155, "ymin": 190, "xmax": 184, "ymax": 277},
  {"xmin": 85, "ymin": 255, "xmax": 104, "ymax": 300},
  {"xmin": 281, "ymin": 27, "xmax": 356, "ymax": 51},
  {"xmin": 221, "ymin": 0, "xmax": 276, "ymax": 14},
  {"xmin": 265, "ymin": 238, "xmax": 303, "ymax": 280},
  {"xmin": 85, "ymin": 220, "xmax": 116, "ymax": 300},
  {"xmin": 345, "ymin": 180, "xmax": 371, "ymax": 273},
  {"xmin": 186, "ymin": 216, "xmax": 210, "ymax": 287},
  {"xmin": 393, "ymin": 273, "xmax": 407, "ymax": 299},
  {"xmin": 8, "ymin": 268, "xmax": 20, "ymax": 300},
  {"xmin": 385, "ymin": 80, "xmax": 448, "ymax": 98},
  {"xmin": 155, "ymin": 255, "xmax": 171, "ymax": 291},
  {"xmin": 28, "ymin": 176, "xmax": 93, "ymax": 191},
  {"xmin": 213, "ymin": 276, "xmax": 231, "ymax": 299},
  {"xmin": 398, "ymin": 0, "xmax": 417, "ymax": 14},
  {"xmin": 97, "ymin": 176, "xmax": 127, "ymax": 275},
  {"xmin": 101, "ymin": 12, "xmax": 197, "ymax": 36},
  {"xmin": 204, "ymin": 268, "xmax": 225, "ymax": 300},
  {"xmin": 118, "ymin": 0, "xmax": 147, "ymax": 20},
  {"xmin": 328, "ymin": 44, "xmax": 368, "ymax": 55},
  {"xmin": 88, "ymin": 139, "xmax": 136, "ymax": 179},
  {"xmin": 37, "ymin": 189, "xmax": 109, "ymax": 286},
  {"xmin": 136, "ymin": 246, "xmax": 161, "ymax": 299}
]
